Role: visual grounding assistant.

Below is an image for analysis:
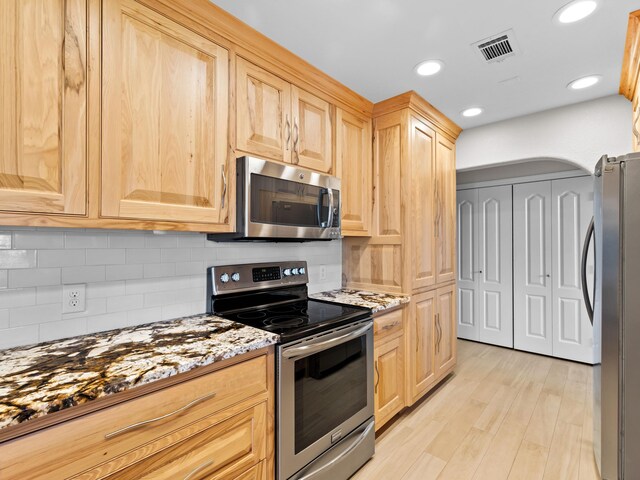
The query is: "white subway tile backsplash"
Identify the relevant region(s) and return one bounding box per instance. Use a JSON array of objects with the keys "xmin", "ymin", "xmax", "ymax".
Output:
[
  {"xmin": 0, "ymin": 250, "xmax": 37, "ymax": 269},
  {"xmin": 86, "ymin": 248, "xmax": 125, "ymax": 265},
  {"xmin": 10, "ymin": 303, "xmax": 62, "ymax": 327},
  {"xmin": 0, "ymin": 325, "xmax": 39, "ymax": 349},
  {"xmin": 107, "ymin": 294, "xmax": 144, "ymax": 313},
  {"xmin": 8, "ymin": 268, "xmax": 60, "ymax": 288},
  {"xmin": 14, "ymin": 231, "xmax": 64, "ymax": 249},
  {"xmin": 38, "ymin": 249, "xmax": 84, "ymax": 268},
  {"xmin": 61, "ymin": 266, "xmax": 105, "ymax": 284},
  {"xmin": 64, "ymin": 231, "xmax": 109, "ymax": 249},
  {"xmin": 0, "ymin": 233, "xmax": 11, "ymax": 249},
  {"xmin": 106, "ymin": 264, "xmax": 144, "ymax": 281},
  {"xmin": 36, "ymin": 286, "xmax": 63, "ymax": 305},
  {"xmin": 0, "ymin": 229, "xmax": 341, "ymax": 348},
  {"xmin": 126, "ymin": 248, "xmax": 161, "ymax": 264},
  {"xmin": 39, "ymin": 318, "xmax": 88, "ymax": 342}
]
